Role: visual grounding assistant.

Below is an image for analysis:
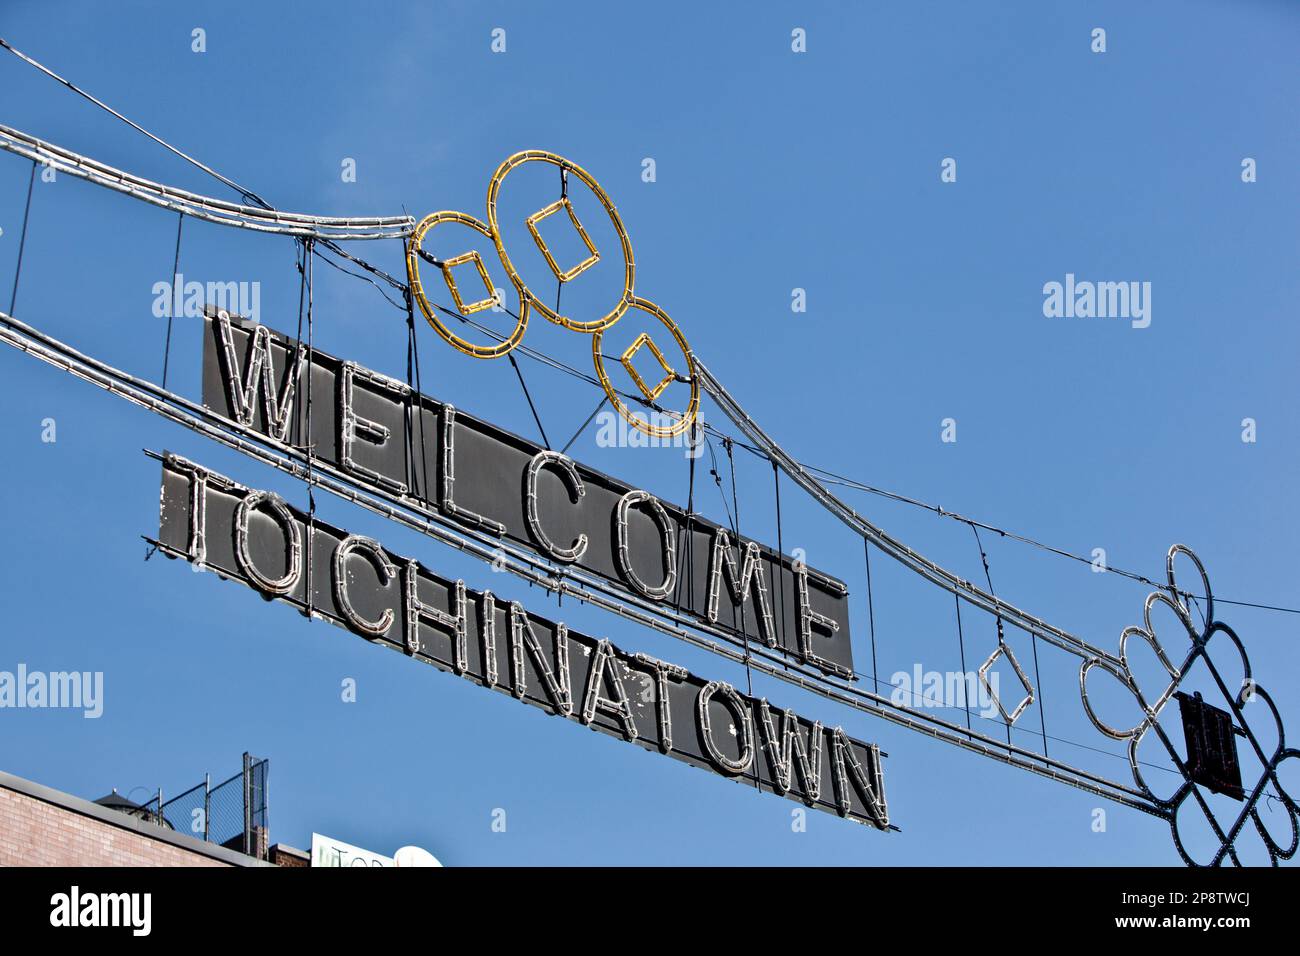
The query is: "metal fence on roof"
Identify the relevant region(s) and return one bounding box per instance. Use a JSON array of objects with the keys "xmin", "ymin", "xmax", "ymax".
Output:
[{"xmin": 138, "ymin": 753, "xmax": 269, "ymax": 859}]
